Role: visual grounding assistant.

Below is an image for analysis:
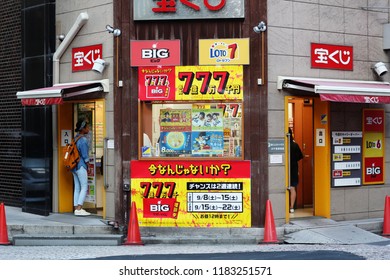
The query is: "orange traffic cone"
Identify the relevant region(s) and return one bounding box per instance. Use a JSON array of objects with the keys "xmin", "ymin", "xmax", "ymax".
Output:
[
  {"xmin": 383, "ymin": 195, "xmax": 390, "ymax": 236},
  {"xmin": 0, "ymin": 203, "xmax": 11, "ymax": 245},
  {"xmin": 261, "ymin": 199, "xmax": 279, "ymax": 244},
  {"xmin": 123, "ymin": 201, "xmax": 144, "ymax": 245}
]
